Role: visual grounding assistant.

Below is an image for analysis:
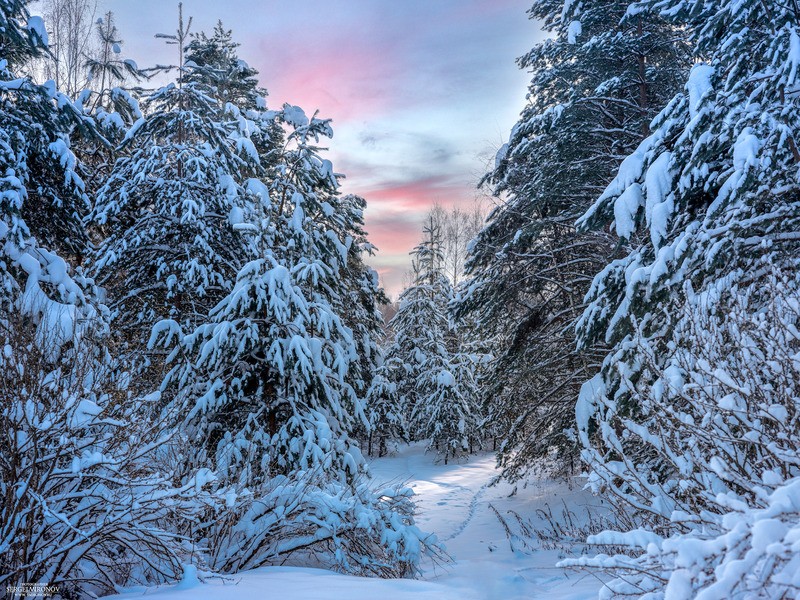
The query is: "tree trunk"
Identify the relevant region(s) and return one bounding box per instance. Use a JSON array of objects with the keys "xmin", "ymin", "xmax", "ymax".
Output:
[{"xmin": 637, "ymin": 21, "xmax": 649, "ymax": 136}]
